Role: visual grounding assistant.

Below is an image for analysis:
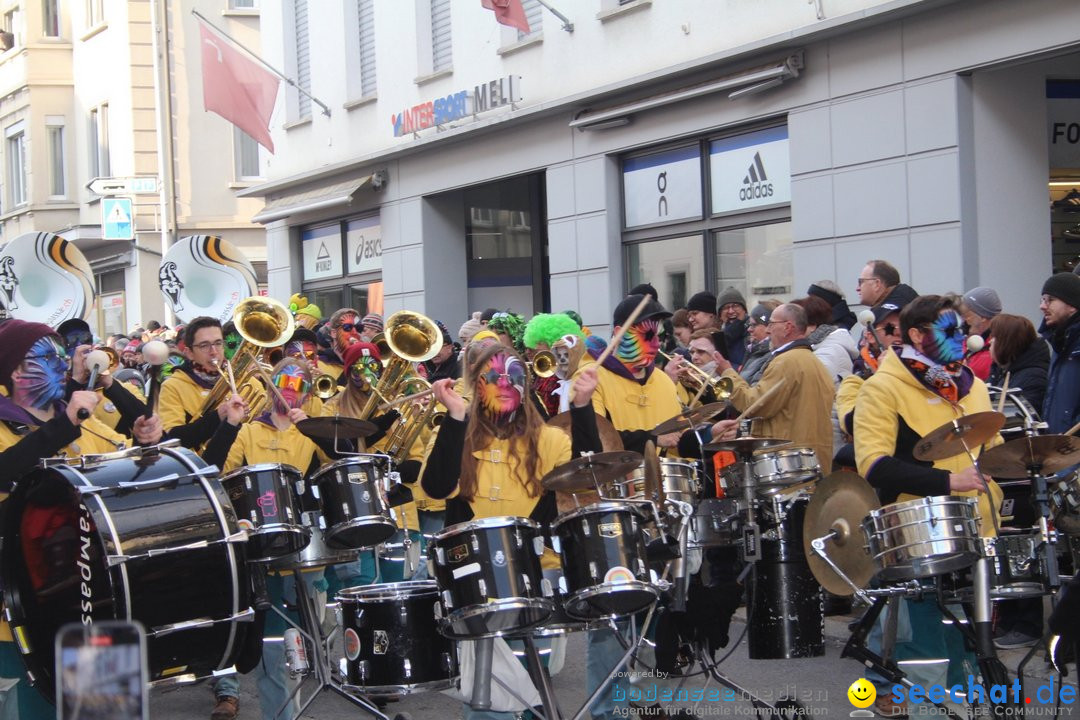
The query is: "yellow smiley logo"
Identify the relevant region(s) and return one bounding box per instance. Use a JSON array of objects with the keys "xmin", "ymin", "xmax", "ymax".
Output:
[{"xmin": 847, "ymin": 679, "xmax": 876, "ymax": 709}]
